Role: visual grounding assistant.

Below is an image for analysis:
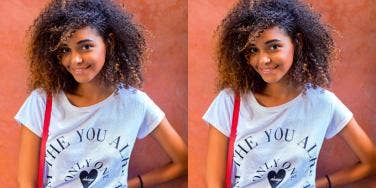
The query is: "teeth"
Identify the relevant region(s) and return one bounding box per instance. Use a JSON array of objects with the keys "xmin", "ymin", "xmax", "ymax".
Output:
[
  {"xmin": 261, "ymin": 69, "xmax": 272, "ymax": 73},
  {"xmin": 75, "ymin": 69, "xmax": 83, "ymax": 74}
]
